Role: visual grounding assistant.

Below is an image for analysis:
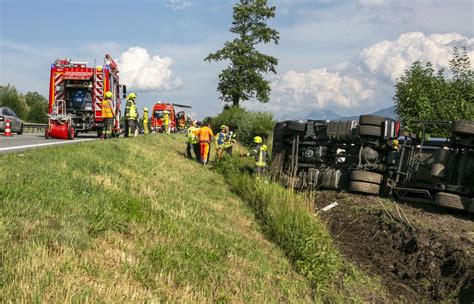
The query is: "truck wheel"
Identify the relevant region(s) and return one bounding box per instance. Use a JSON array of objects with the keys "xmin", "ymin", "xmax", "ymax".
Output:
[
  {"xmin": 349, "ymin": 181, "xmax": 380, "ymax": 195},
  {"xmin": 359, "ymin": 125, "xmax": 382, "ymax": 137},
  {"xmin": 452, "ymin": 120, "xmax": 474, "ymax": 136},
  {"xmin": 435, "ymin": 192, "xmax": 470, "ymax": 212},
  {"xmin": 285, "ymin": 121, "xmax": 306, "ymax": 133},
  {"xmin": 97, "ymin": 130, "xmax": 103, "ymax": 138},
  {"xmin": 351, "ymin": 170, "xmax": 383, "ymax": 184},
  {"xmin": 45, "ymin": 125, "xmax": 50, "ymax": 139},
  {"xmin": 359, "ymin": 115, "xmax": 386, "ymax": 126}
]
